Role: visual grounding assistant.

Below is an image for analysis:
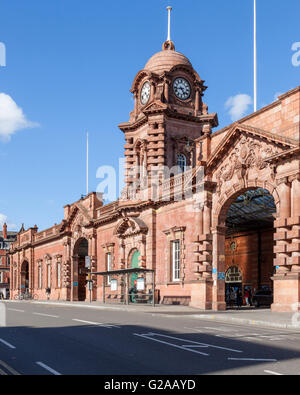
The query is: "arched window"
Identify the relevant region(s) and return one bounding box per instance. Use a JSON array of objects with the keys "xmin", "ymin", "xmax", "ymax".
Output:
[
  {"xmin": 177, "ymin": 154, "xmax": 187, "ymax": 173},
  {"xmin": 225, "ymin": 266, "xmax": 242, "ymax": 284}
]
